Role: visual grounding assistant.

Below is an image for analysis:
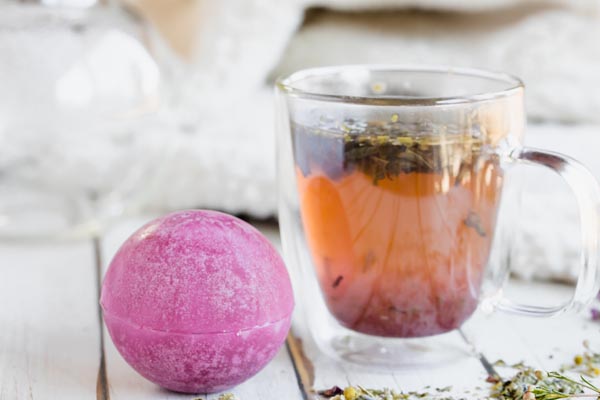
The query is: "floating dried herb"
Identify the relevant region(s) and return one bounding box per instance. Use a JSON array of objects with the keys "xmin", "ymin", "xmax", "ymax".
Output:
[
  {"xmin": 332, "ymin": 275, "xmax": 344, "ymax": 288},
  {"xmin": 292, "ymin": 118, "xmax": 485, "ymax": 185},
  {"xmin": 464, "ymin": 211, "xmax": 487, "ymax": 237}
]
